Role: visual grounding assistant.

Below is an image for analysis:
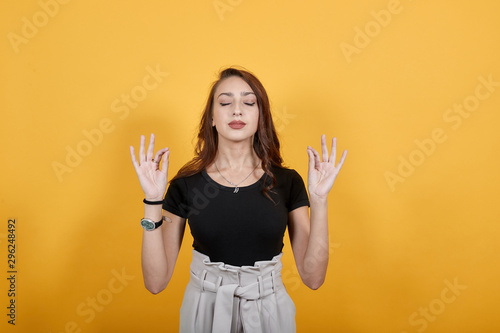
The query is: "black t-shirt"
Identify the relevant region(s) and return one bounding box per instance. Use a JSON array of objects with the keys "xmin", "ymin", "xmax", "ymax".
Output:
[{"xmin": 163, "ymin": 166, "xmax": 310, "ymax": 266}]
